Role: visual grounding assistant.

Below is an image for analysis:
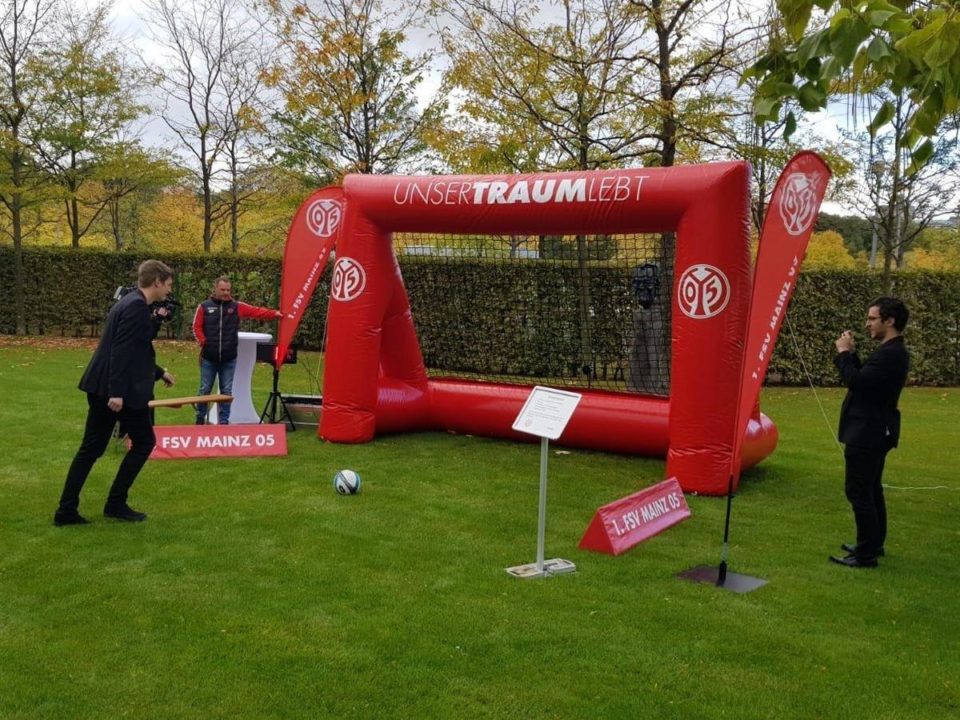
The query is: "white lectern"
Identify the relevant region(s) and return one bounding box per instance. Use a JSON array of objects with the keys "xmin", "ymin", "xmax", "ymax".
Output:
[
  {"xmin": 506, "ymin": 386, "xmax": 582, "ymax": 579},
  {"xmin": 208, "ymin": 331, "xmax": 272, "ymax": 424}
]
